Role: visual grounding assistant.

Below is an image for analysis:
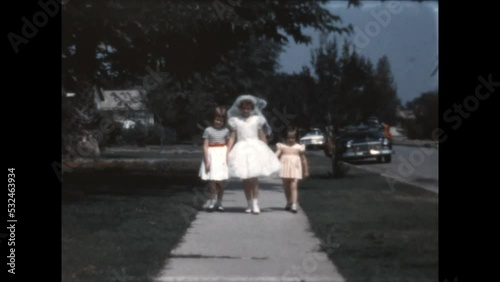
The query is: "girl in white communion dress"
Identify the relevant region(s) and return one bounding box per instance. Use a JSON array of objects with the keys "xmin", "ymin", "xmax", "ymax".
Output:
[{"xmin": 226, "ymin": 94, "xmax": 281, "ymax": 214}]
